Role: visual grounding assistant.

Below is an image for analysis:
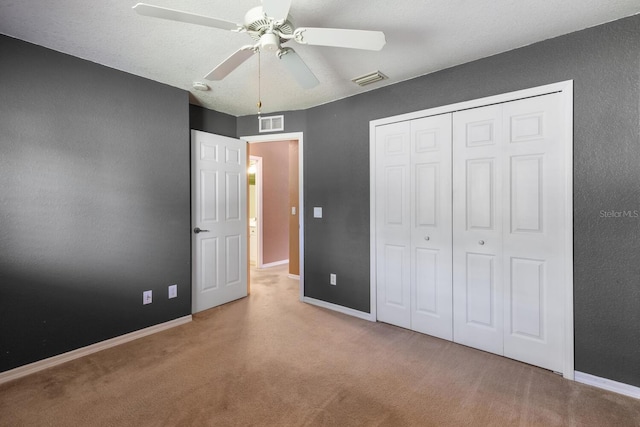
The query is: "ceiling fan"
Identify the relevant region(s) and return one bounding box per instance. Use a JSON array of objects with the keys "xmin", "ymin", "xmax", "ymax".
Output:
[{"xmin": 133, "ymin": 0, "xmax": 386, "ymax": 89}]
